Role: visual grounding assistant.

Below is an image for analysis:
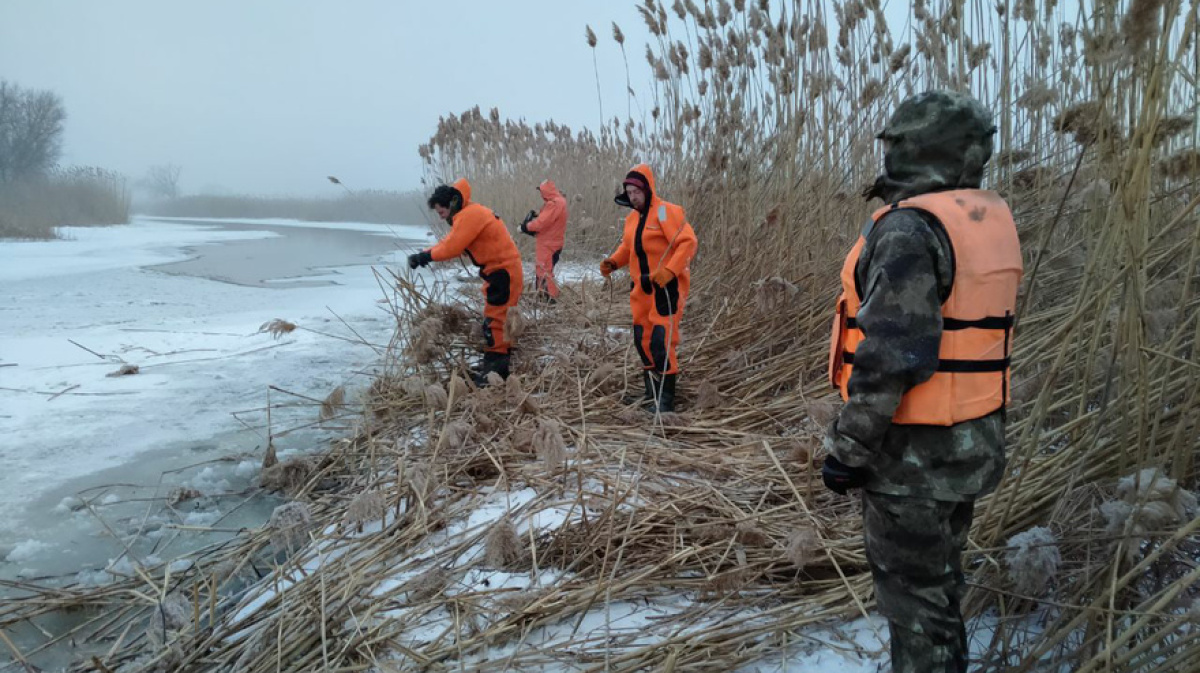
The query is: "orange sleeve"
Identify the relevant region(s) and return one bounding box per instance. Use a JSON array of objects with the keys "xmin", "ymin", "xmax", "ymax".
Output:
[
  {"xmin": 429, "ymin": 210, "xmax": 486, "ymax": 262},
  {"xmin": 525, "ymin": 198, "xmax": 561, "ymax": 234},
  {"xmin": 608, "ymin": 217, "xmax": 632, "ymax": 267},
  {"xmin": 661, "ymin": 207, "xmax": 697, "ymax": 276}
]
